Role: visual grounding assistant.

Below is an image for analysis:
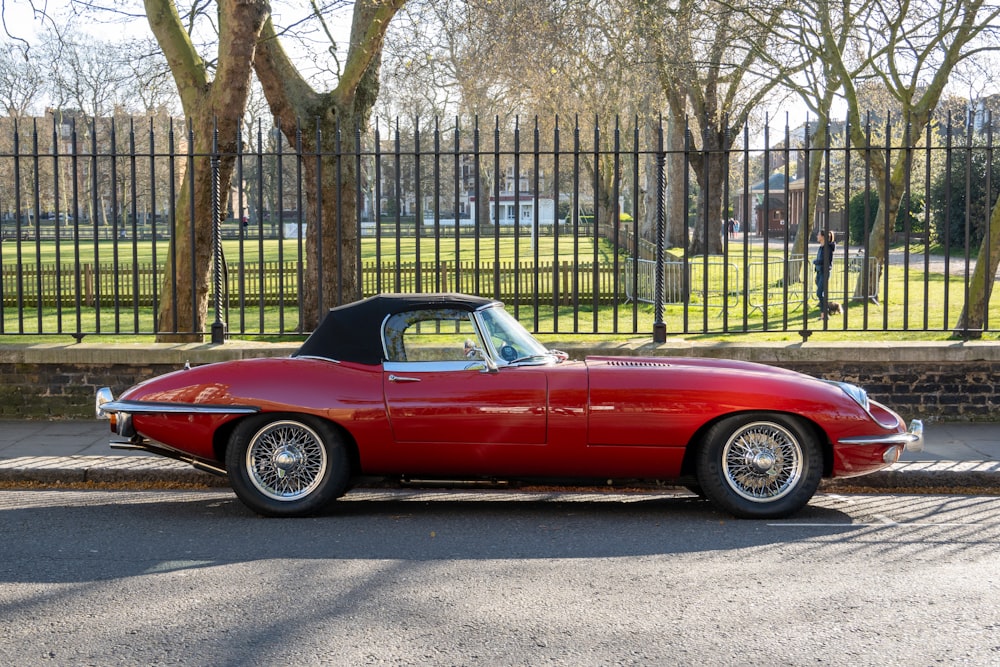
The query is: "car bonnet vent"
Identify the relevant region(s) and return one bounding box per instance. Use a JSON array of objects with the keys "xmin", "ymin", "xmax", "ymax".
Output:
[{"xmin": 604, "ymin": 359, "xmax": 672, "ymax": 367}]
